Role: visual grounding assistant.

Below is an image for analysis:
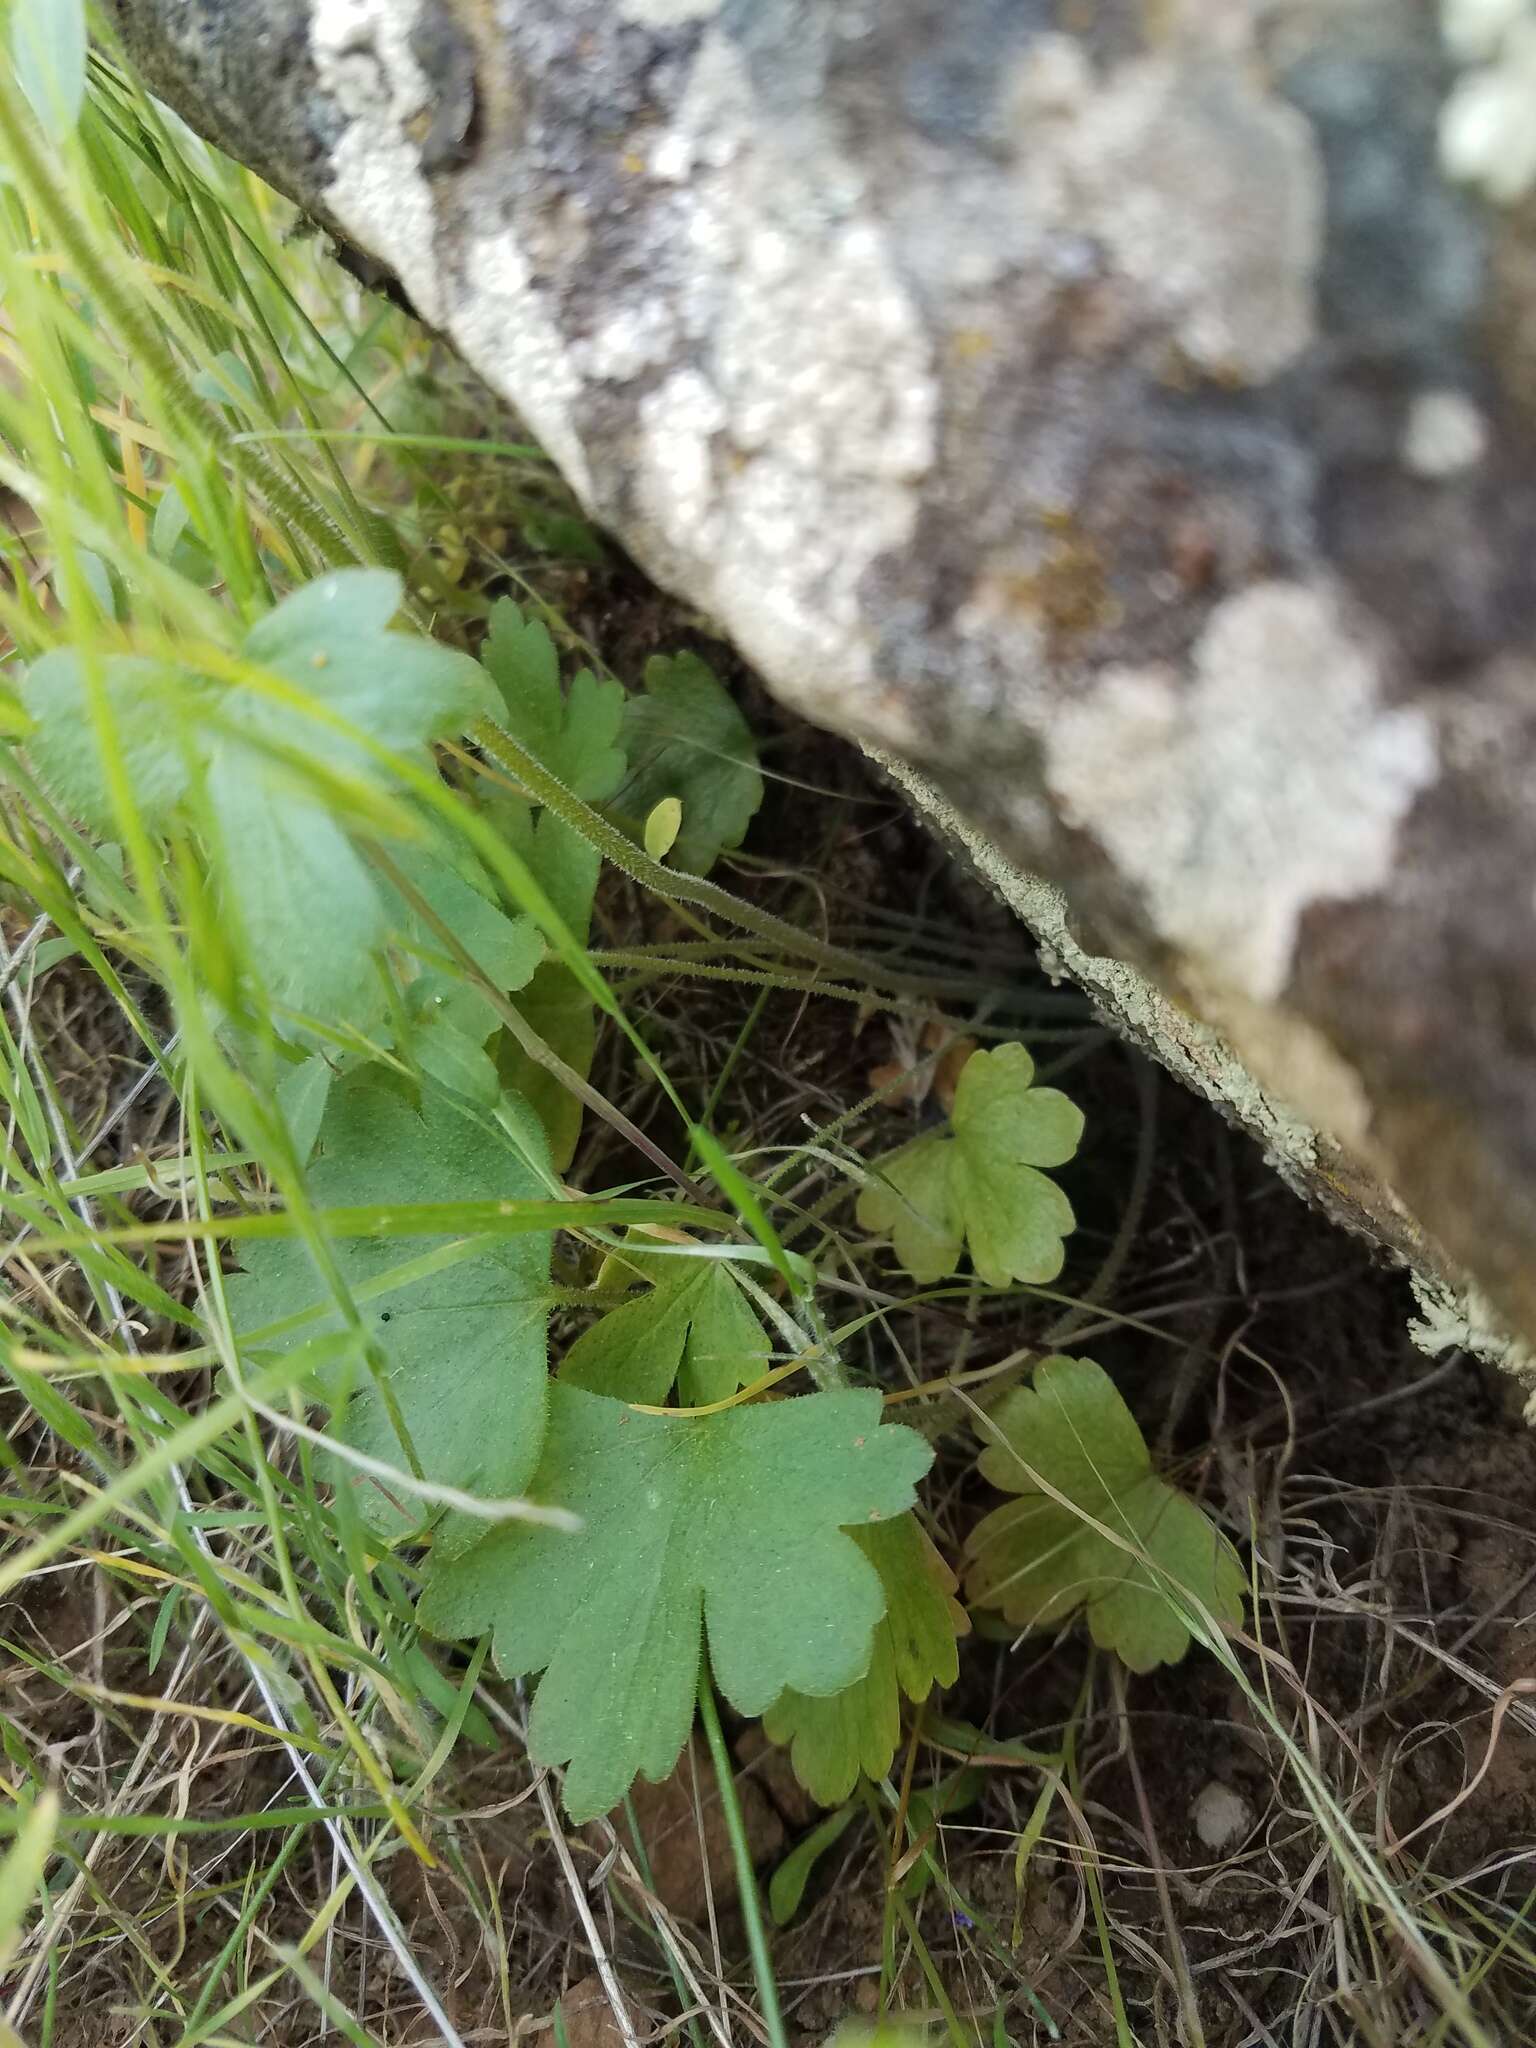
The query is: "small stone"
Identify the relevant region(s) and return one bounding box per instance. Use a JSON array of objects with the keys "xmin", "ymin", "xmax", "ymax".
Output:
[
  {"xmin": 614, "ymin": 1739, "xmax": 785, "ymax": 1921},
  {"xmin": 1192, "ymin": 1780, "xmax": 1251, "ymax": 1852},
  {"xmin": 555, "ymin": 1974, "xmax": 636, "ymax": 2048},
  {"xmin": 1402, "ymin": 389, "xmax": 1490, "ymax": 478}
]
